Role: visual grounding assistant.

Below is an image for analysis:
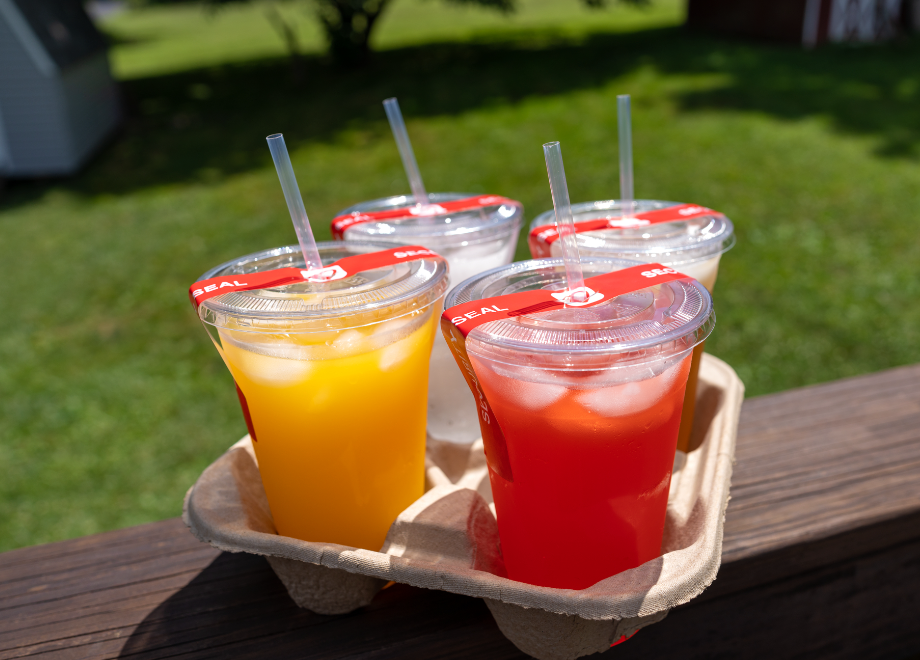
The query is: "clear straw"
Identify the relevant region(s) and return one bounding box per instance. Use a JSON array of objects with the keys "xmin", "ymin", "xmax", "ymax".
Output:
[
  {"xmin": 617, "ymin": 94, "xmax": 635, "ymax": 219},
  {"xmin": 266, "ymin": 134, "xmax": 323, "ymax": 271},
  {"xmin": 383, "ymin": 97, "xmax": 429, "ymax": 206},
  {"xmin": 543, "ymin": 141, "xmax": 587, "ymax": 303}
]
